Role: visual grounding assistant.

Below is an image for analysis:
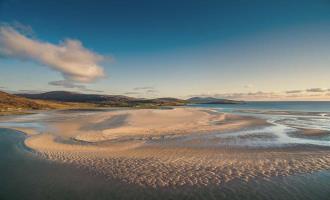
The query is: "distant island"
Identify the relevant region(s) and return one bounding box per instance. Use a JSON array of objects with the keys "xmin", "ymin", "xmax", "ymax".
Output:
[{"xmin": 0, "ymin": 90, "xmax": 243, "ymax": 115}]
